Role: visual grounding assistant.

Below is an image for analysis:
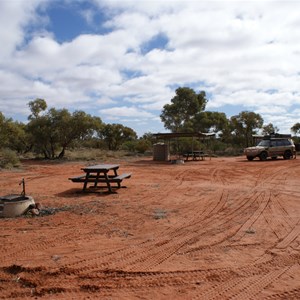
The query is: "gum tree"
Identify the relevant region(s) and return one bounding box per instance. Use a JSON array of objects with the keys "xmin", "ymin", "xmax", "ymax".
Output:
[
  {"xmin": 291, "ymin": 122, "xmax": 300, "ymax": 135},
  {"xmin": 160, "ymin": 87, "xmax": 207, "ymax": 132},
  {"xmin": 98, "ymin": 123, "xmax": 137, "ymax": 150},
  {"xmin": 26, "ymin": 99, "xmax": 102, "ymax": 158},
  {"xmin": 231, "ymin": 111, "xmax": 263, "ymax": 147}
]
